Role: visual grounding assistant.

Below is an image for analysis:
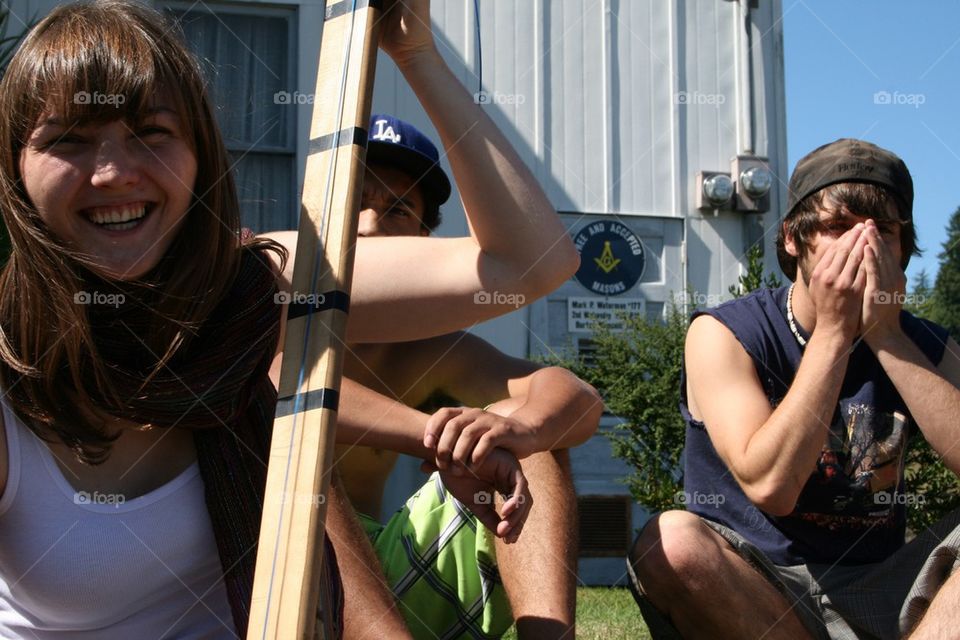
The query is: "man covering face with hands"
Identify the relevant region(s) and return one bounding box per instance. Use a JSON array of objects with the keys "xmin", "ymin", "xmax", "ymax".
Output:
[{"xmin": 629, "ymin": 139, "xmax": 960, "ymax": 640}]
